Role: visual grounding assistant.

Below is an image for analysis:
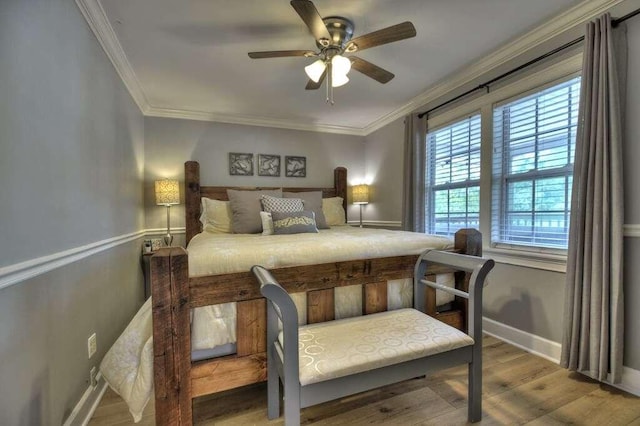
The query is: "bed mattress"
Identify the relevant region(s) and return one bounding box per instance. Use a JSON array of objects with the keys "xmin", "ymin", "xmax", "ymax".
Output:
[{"xmin": 189, "ymin": 226, "xmax": 455, "ymax": 351}]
